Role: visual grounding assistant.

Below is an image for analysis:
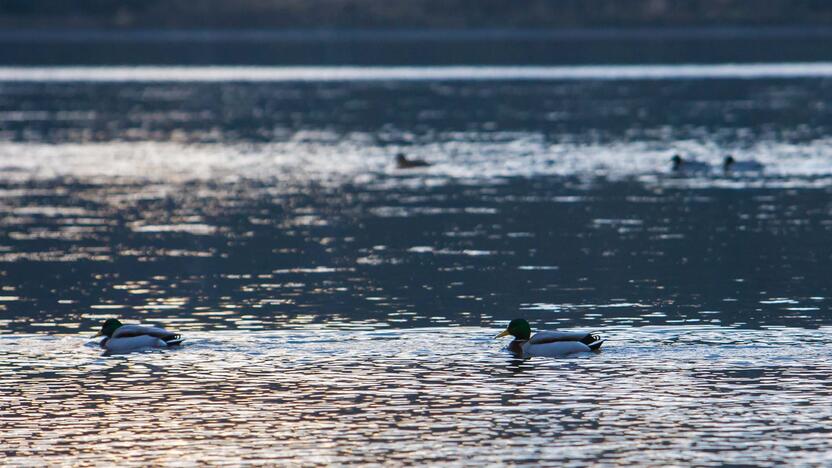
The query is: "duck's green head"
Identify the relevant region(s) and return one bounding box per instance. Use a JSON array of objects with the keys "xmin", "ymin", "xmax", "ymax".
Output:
[
  {"xmin": 95, "ymin": 318, "xmax": 123, "ymax": 338},
  {"xmin": 495, "ymin": 318, "xmax": 532, "ymax": 340},
  {"xmin": 671, "ymin": 154, "xmax": 683, "ymax": 170},
  {"xmin": 724, "ymin": 155, "xmax": 735, "ymax": 169}
]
